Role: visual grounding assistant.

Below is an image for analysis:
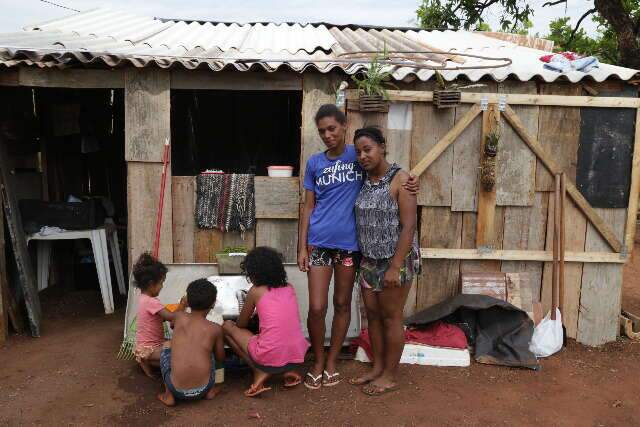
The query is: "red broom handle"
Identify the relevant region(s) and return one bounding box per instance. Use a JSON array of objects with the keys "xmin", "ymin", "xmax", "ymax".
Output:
[{"xmin": 153, "ymin": 139, "xmax": 170, "ymax": 258}]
